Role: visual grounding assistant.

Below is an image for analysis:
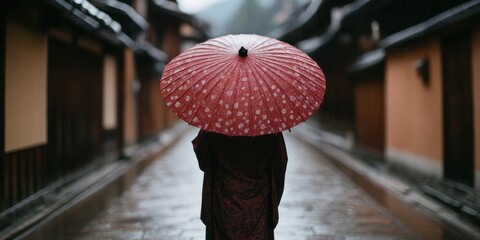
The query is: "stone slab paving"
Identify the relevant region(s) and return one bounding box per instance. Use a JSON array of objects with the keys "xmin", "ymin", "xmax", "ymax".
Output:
[{"xmin": 74, "ymin": 126, "xmax": 416, "ymax": 240}]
